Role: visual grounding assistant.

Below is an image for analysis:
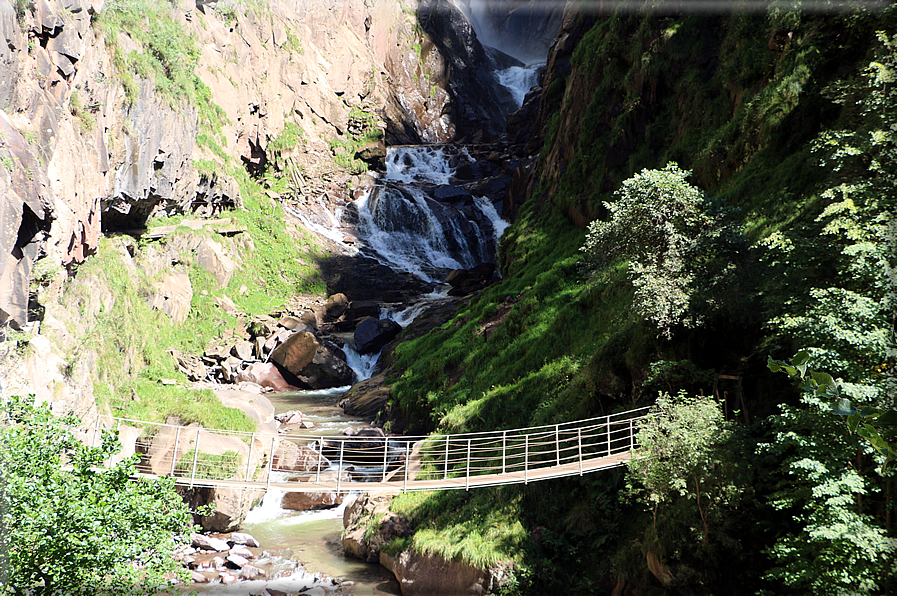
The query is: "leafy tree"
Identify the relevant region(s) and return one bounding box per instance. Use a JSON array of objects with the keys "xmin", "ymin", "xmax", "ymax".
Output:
[
  {"xmin": 0, "ymin": 396, "xmax": 193, "ymax": 595},
  {"xmin": 625, "ymin": 392, "xmax": 749, "ymax": 587},
  {"xmin": 581, "ymin": 163, "xmax": 719, "ymax": 337},
  {"xmin": 758, "ymin": 353, "xmax": 896, "ymax": 595}
]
